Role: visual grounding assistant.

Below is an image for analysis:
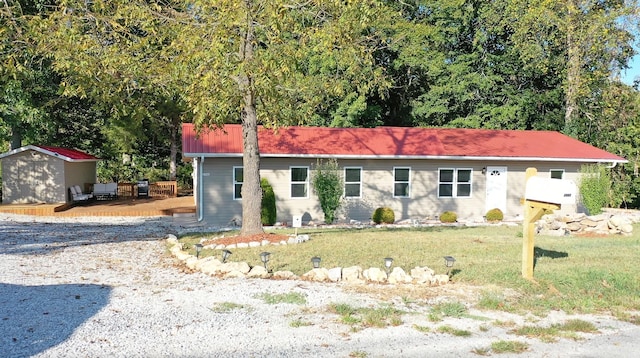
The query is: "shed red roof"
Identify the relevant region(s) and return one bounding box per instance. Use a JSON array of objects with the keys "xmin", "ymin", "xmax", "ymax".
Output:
[
  {"xmin": 182, "ymin": 124, "xmax": 626, "ymax": 163},
  {"xmin": 36, "ymin": 146, "xmax": 99, "ymax": 161}
]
